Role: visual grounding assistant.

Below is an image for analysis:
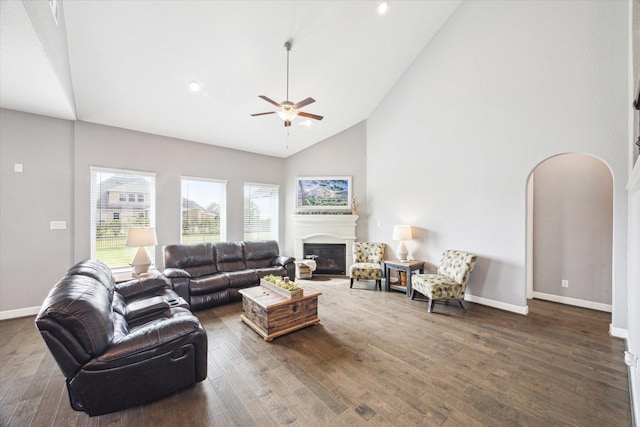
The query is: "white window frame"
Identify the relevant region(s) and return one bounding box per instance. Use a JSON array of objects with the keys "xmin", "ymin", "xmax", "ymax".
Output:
[
  {"xmin": 180, "ymin": 176, "xmax": 227, "ymax": 244},
  {"xmin": 90, "ymin": 166, "xmax": 156, "ymax": 272},
  {"xmin": 244, "ymin": 182, "xmax": 279, "ymax": 241}
]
